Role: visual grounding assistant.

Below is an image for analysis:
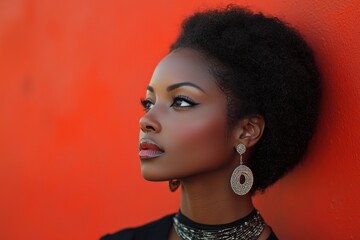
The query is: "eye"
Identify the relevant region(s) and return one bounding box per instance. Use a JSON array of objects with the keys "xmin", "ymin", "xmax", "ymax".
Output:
[
  {"xmin": 140, "ymin": 98, "xmax": 154, "ymax": 112},
  {"xmin": 171, "ymin": 95, "xmax": 199, "ymax": 109}
]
